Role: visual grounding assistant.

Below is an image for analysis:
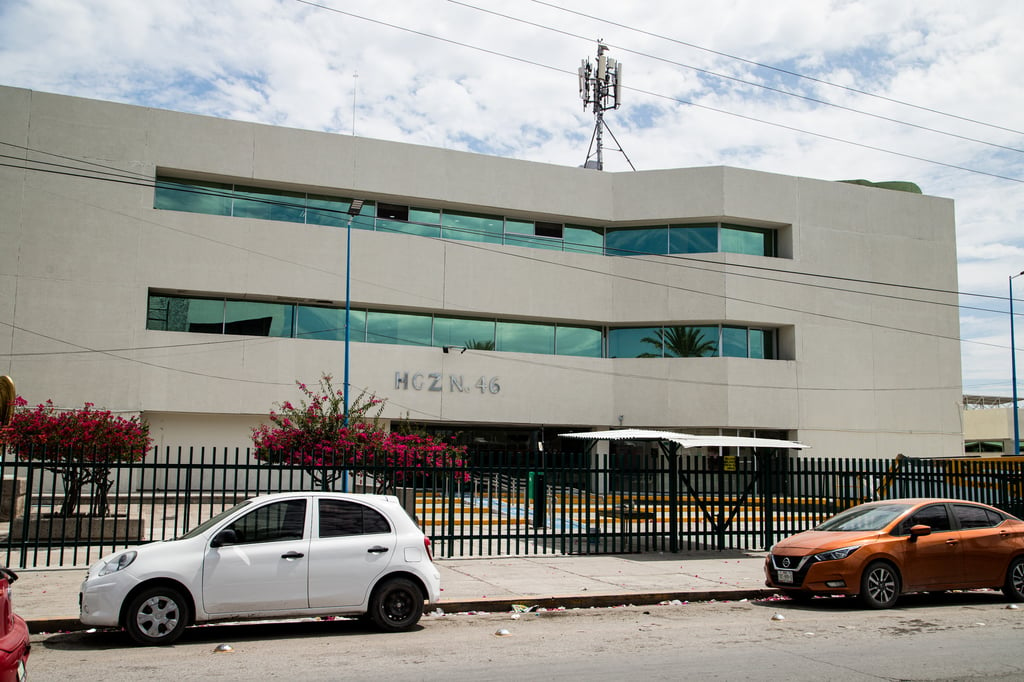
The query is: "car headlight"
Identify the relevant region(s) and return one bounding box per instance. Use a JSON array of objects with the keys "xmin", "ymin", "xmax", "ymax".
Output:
[
  {"xmin": 98, "ymin": 551, "xmax": 137, "ymax": 576},
  {"xmin": 813, "ymin": 546, "xmax": 861, "ymax": 562}
]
